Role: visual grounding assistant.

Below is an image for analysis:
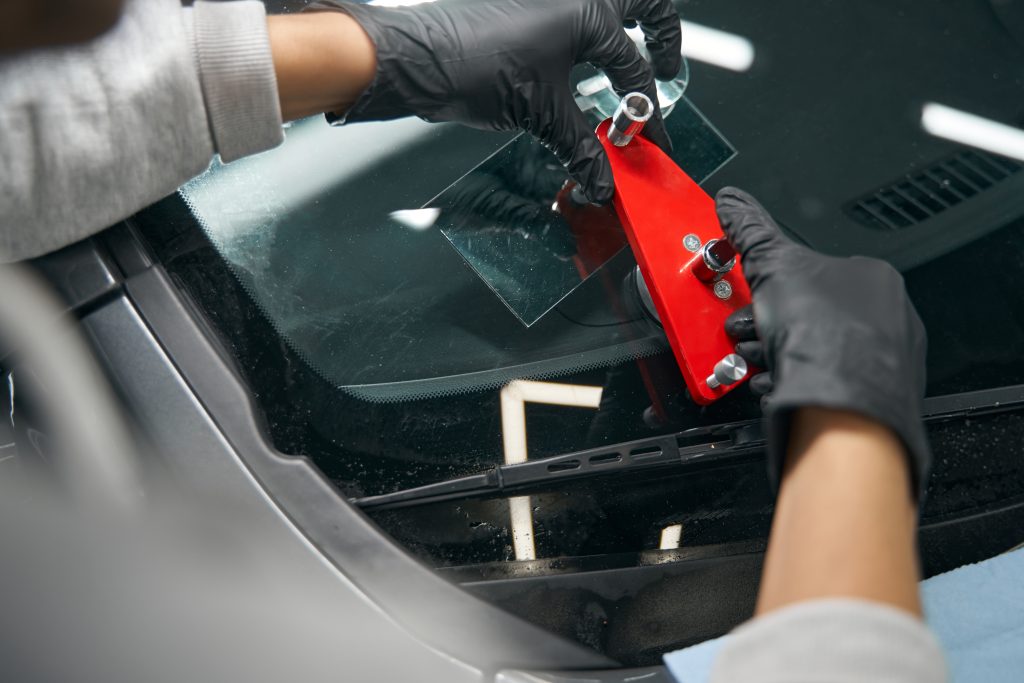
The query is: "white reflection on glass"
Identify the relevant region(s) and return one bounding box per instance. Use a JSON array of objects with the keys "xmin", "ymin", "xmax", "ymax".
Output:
[
  {"xmin": 390, "ymin": 208, "xmax": 441, "ymax": 231},
  {"xmin": 500, "ymin": 380, "xmax": 603, "ymax": 561},
  {"xmin": 679, "ymin": 20, "xmax": 755, "ymax": 72},
  {"xmin": 922, "ymin": 103, "xmax": 1024, "ymax": 163}
]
